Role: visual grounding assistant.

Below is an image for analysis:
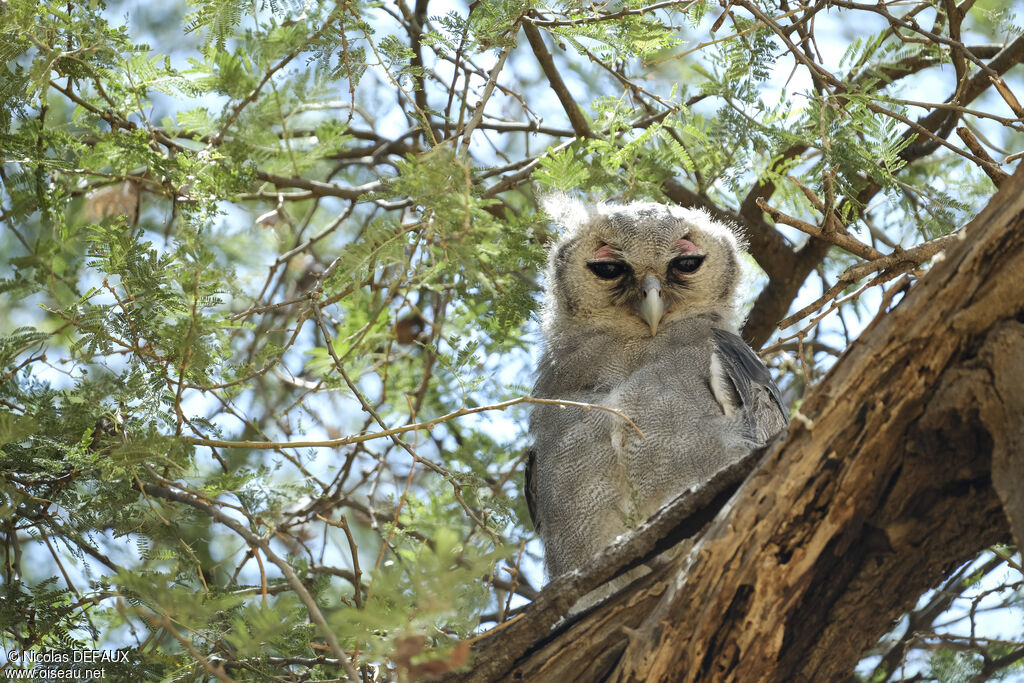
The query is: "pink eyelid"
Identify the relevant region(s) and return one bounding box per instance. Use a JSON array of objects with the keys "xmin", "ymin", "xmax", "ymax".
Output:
[
  {"xmin": 673, "ymin": 238, "xmax": 699, "ymax": 253},
  {"xmin": 593, "ymin": 240, "xmax": 699, "ymax": 258}
]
